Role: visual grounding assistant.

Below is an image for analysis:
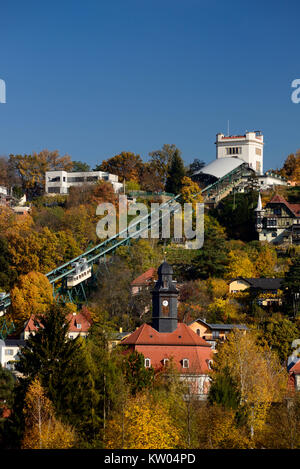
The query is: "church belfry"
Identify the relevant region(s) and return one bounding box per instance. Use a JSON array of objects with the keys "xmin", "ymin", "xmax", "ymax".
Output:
[{"xmin": 151, "ymin": 261, "xmax": 179, "ymax": 333}]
